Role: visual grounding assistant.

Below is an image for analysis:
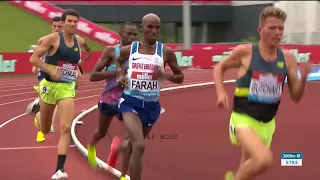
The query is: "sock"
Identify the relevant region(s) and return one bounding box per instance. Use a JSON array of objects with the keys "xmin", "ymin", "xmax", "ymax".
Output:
[{"xmin": 56, "ymin": 154, "xmax": 67, "ymax": 172}]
